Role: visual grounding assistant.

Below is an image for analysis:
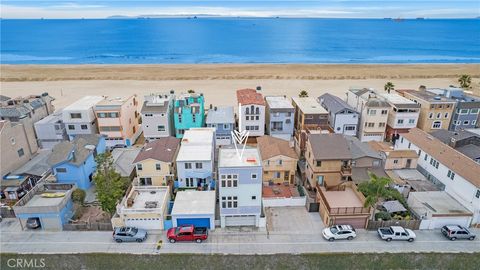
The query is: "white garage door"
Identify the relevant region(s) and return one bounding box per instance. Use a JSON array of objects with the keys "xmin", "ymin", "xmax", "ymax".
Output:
[
  {"xmin": 125, "ymin": 218, "xmax": 163, "ymax": 230},
  {"xmin": 225, "ymin": 215, "xmax": 256, "ymax": 227}
]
